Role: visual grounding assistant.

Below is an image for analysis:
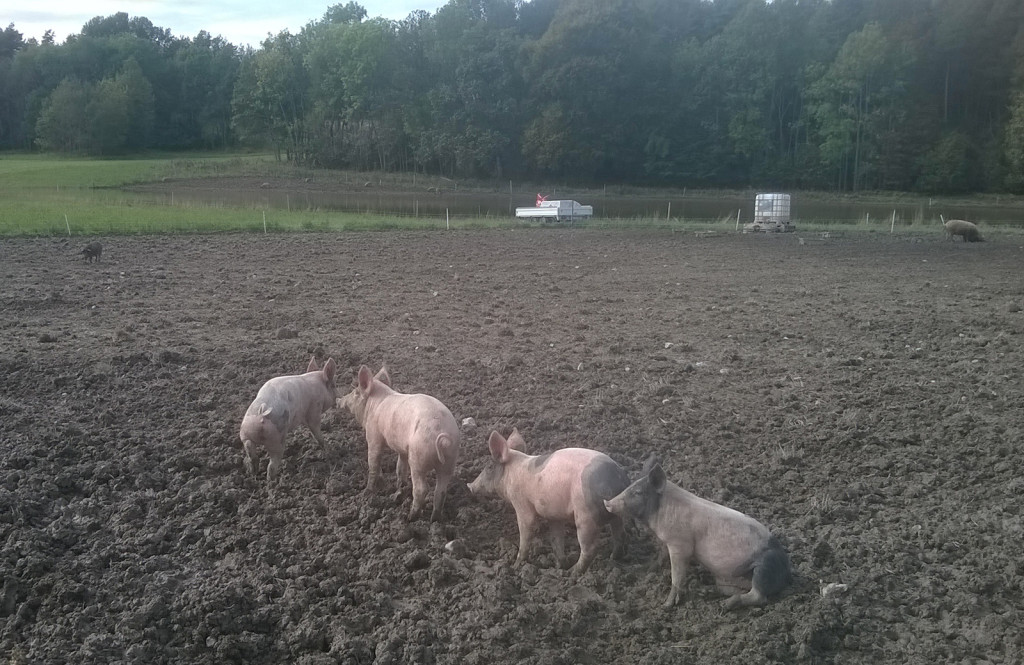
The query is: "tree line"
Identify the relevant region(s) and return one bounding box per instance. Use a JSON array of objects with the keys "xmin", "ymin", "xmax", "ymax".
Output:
[{"xmin": 3, "ymin": 0, "xmax": 1024, "ymax": 193}]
